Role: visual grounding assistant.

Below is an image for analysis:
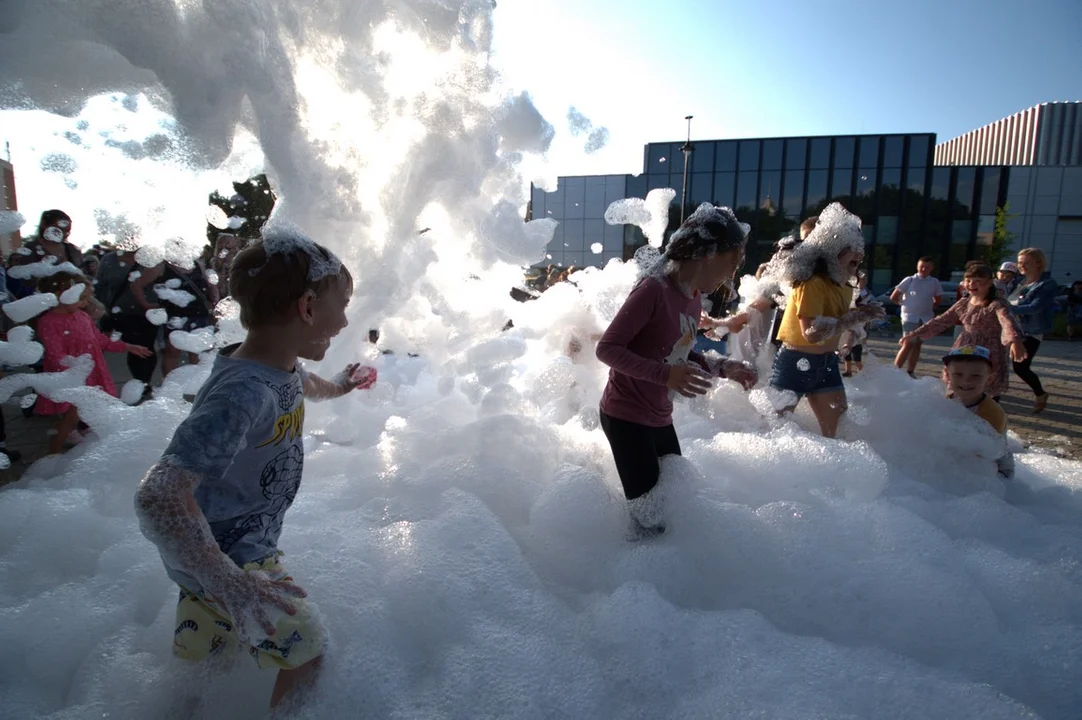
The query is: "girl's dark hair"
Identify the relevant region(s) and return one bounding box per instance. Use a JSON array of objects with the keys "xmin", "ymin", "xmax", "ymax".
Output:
[
  {"xmin": 964, "ymin": 263, "xmax": 997, "ymax": 302},
  {"xmin": 666, "ymin": 204, "xmax": 747, "ymax": 262},
  {"xmin": 811, "ymin": 257, "xmax": 830, "ymax": 277},
  {"xmin": 37, "ymin": 269, "xmax": 88, "ymax": 296},
  {"xmin": 38, "ymin": 209, "xmax": 71, "ymax": 235}
]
